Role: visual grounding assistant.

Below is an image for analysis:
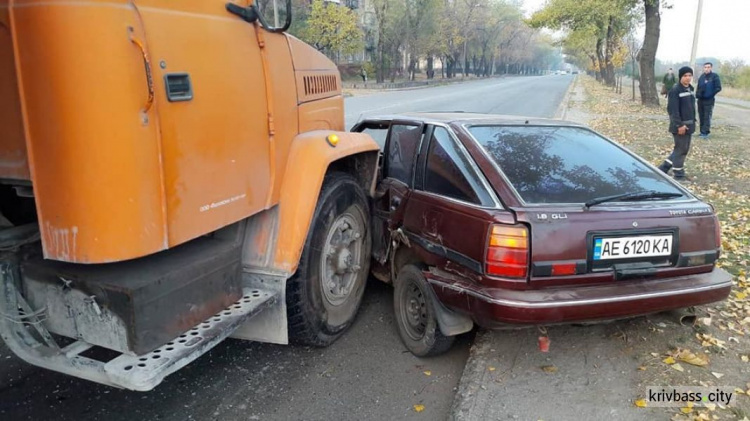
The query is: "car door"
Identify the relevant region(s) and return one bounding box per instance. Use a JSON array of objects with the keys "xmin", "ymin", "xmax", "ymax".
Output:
[
  {"xmin": 403, "ymin": 125, "xmax": 503, "ymax": 277},
  {"xmin": 366, "ymin": 120, "xmax": 425, "ymax": 273}
]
